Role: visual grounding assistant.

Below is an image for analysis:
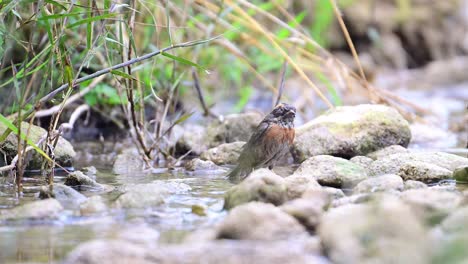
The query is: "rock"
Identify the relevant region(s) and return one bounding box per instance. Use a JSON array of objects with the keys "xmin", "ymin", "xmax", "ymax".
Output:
[
  {"xmin": 440, "ymin": 206, "xmax": 468, "ymax": 233},
  {"xmin": 349, "ymin": 156, "xmax": 373, "ymax": 169},
  {"xmin": 80, "ymin": 196, "xmax": 107, "ymax": 215},
  {"xmin": 174, "ymin": 124, "xmax": 209, "ymax": 155},
  {"xmin": 112, "ymin": 148, "xmax": 145, "ymax": 175},
  {"xmin": 0, "ymin": 198, "xmax": 63, "ymax": 220},
  {"xmin": 404, "ymin": 180, "xmax": 428, "ymax": 190},
  {"xmin": 281, "ymin": 193, "xmax": 330, "ymax": 230},
  {"xmin": 207, "ymin": 112, "xmax": 263, "ymax": 147},
  {"xmin": 293, "ymin": 155, "xmax": 368, "ymax": 188},
  {"xmin": 319, "ymin": 197, "xmax": 430, "ymax": 263},
  {"xmin": 401, "ymin": 189, "xmax": 462, "ymax": 222},
  {"xmin": 454, "ymin": 166, "xmax": 468, "ymax": 183},
  {"xmin": 292, "ymin": 104, "xmax": 411, "ymax": 161},
  {"xmin": 81, "ymin": 166, "xmax": 97, "ymax": 178},
  {"xmin": 223, "ymin": 169, "xmax": 287, "ymax": 210},
  {"xmin": 216, "ymin": 202, "xmax": 306, "ymax": 240},
  {"xmin": 200, "ymin": 141, "xmax": 245, "ymax": 165},
  {"xmin": 65, "ymin": 171, "xmax": 105, "ymax": 190},
  {"xmin": 284, "ymin": 174, "xmax": 321, "ymax": 200},
  {"xmin": 369, "ymin": 152, "xmax": 468, "ymax": 176},
  {"xmin": 184, "ymin": 158, "xmax": 226, "ymax": 173},
  {"xmin": 397, "ymin": 161, "xmax": 453, "ymax": 183},
  {"xmin": 366, "ymin": 145, "xmax": 409, "ymax": 160},
  {"xmin": 331, "ymin": 193, "xmax": 373, "ymax": 208},
  {"xmin": 64, "ymin": 239, "xmax": 328, "ymax": 264},
  {"xmin": 303, "ymin": 186, "xmax": 346, "ymax": 200},
  {"xmin": 114, "ymin": 181, "xmax": 191, "ymax": 208},
  {"xmin": 353, "ymin": 174, "xmax": 404, "ymax": 194},
  {"xmin": 0, "ymin": 121, "xmax": 75, "ymax": 169},
  {"xmin": 63, "ymin": 240, "xmax": 151, "ymax": 264},
  {"xmin": 39, "ymin": 183, "xmax": 87, "ymax": 207}
]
